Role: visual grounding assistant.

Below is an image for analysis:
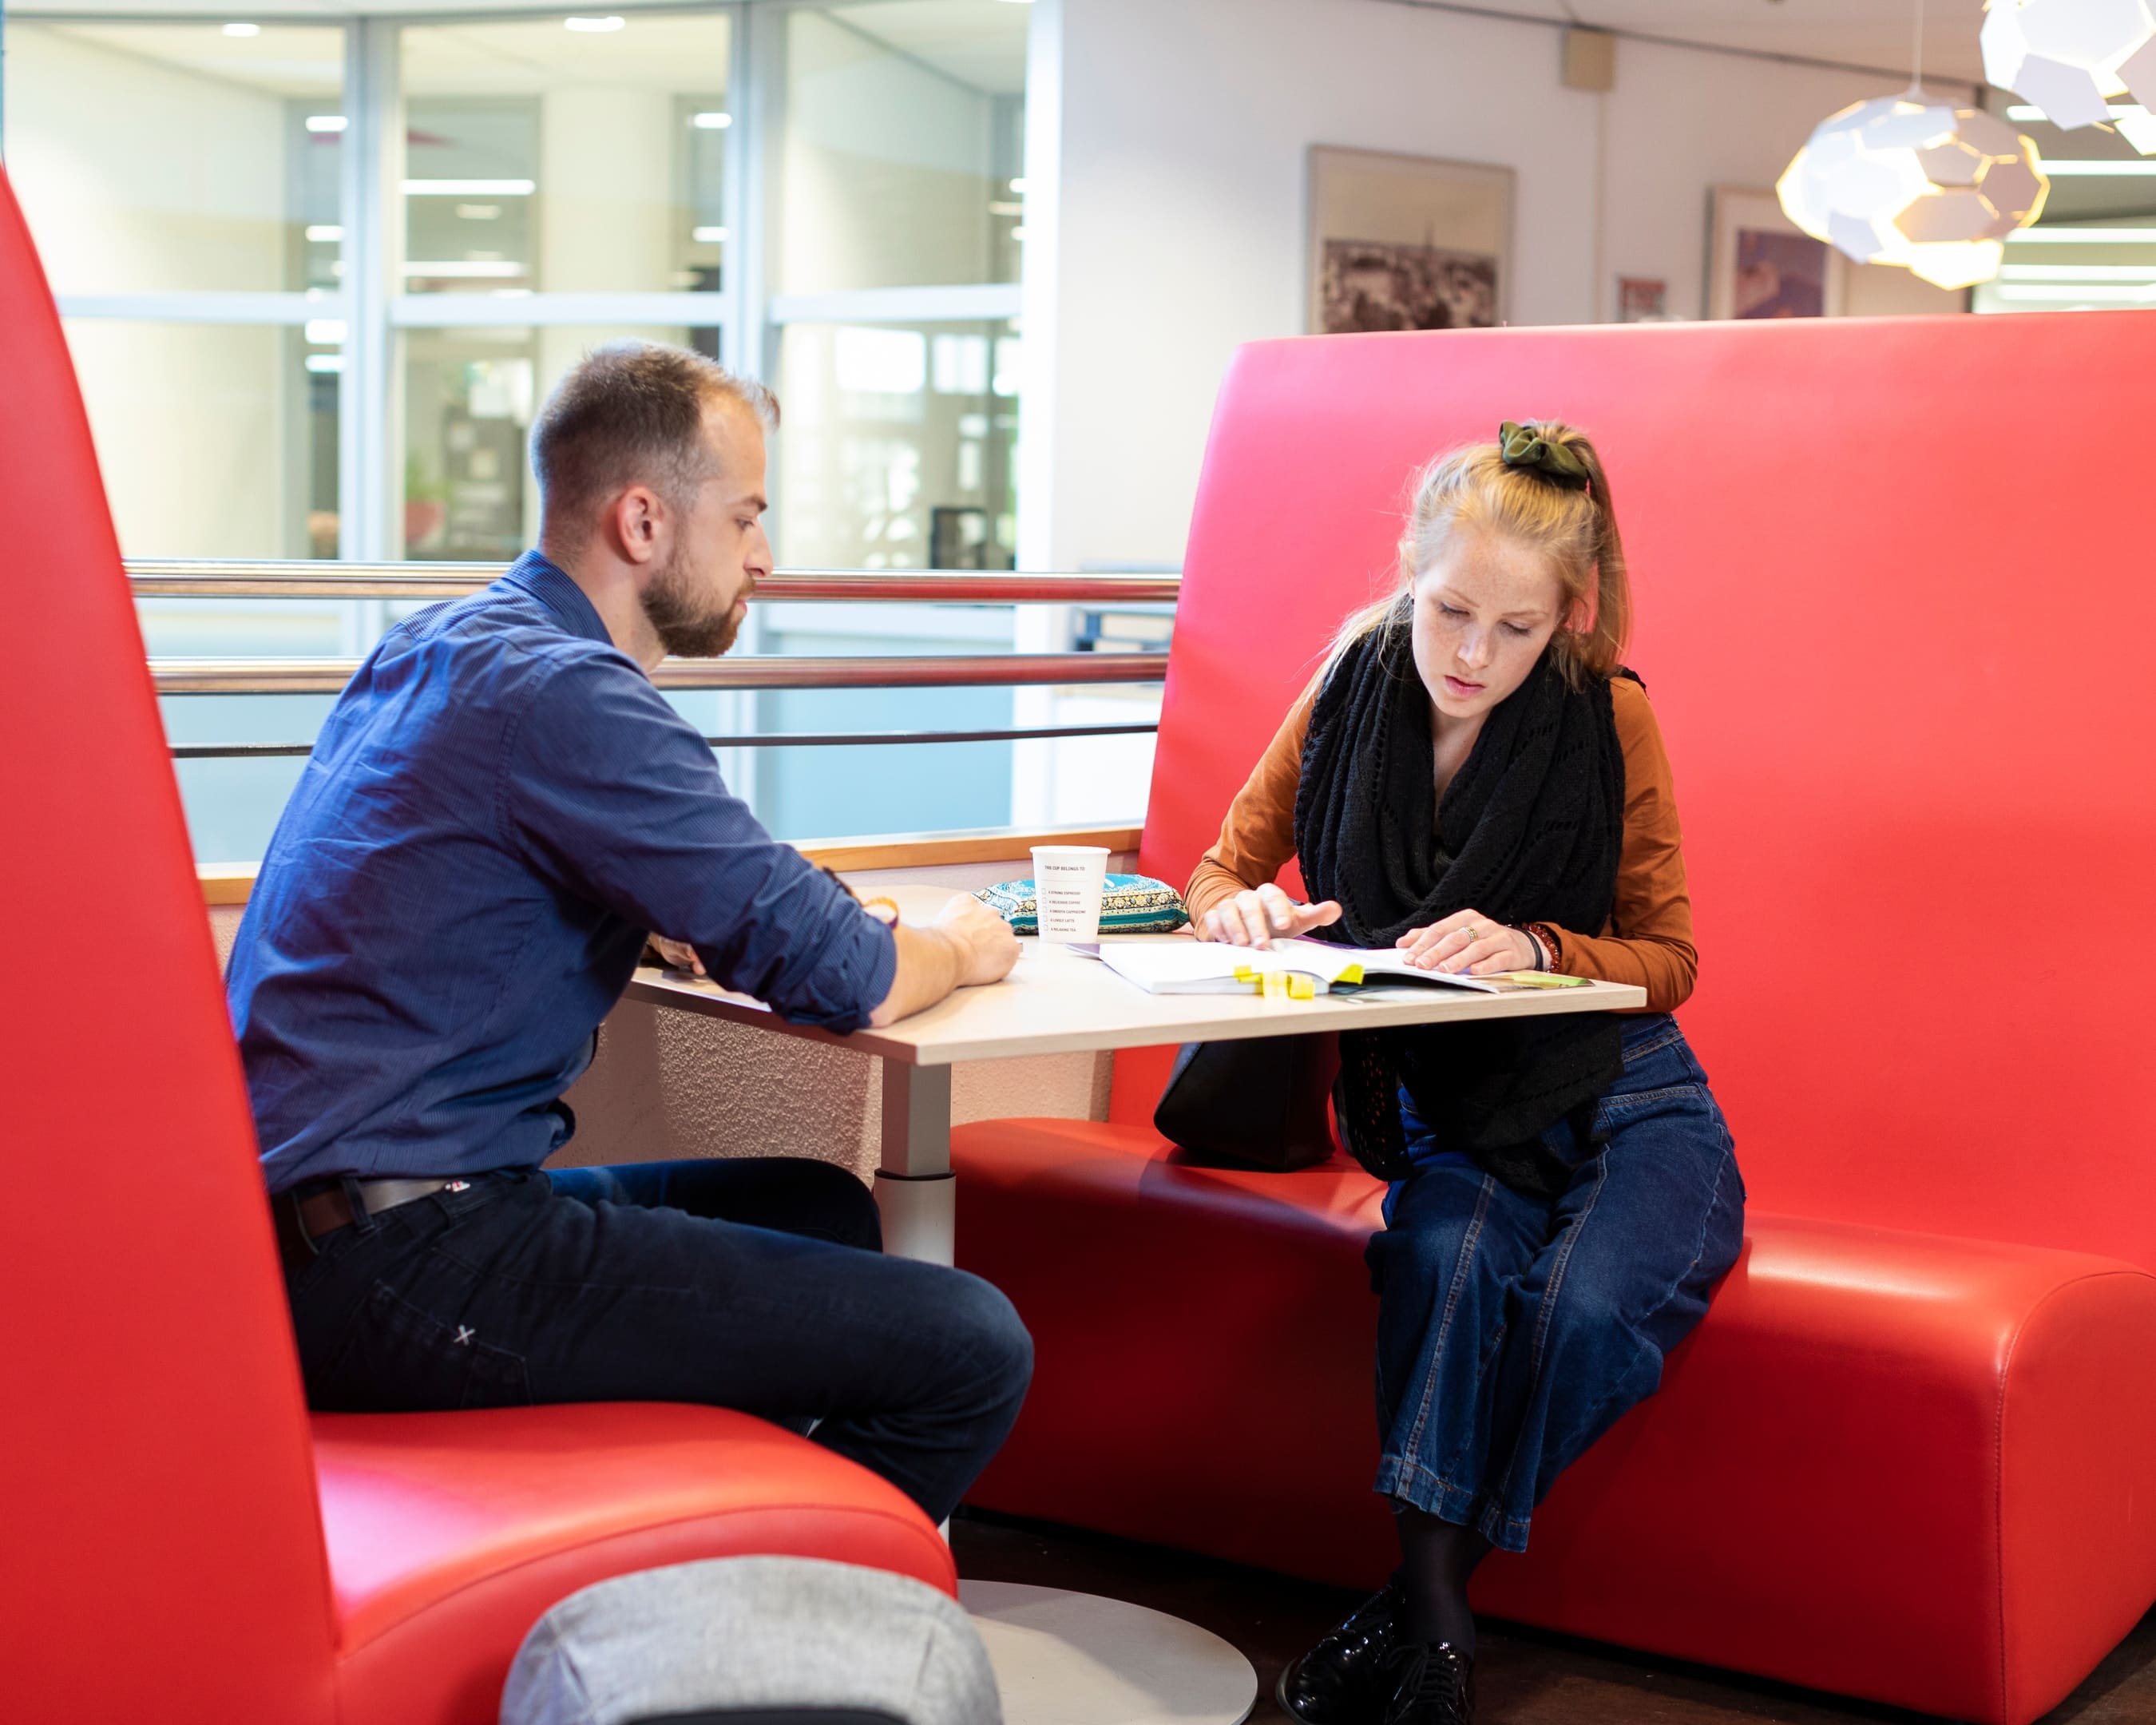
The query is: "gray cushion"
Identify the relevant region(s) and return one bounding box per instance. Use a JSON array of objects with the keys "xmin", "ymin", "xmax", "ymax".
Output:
[{"xmin": 500, "ymin": 1557, "xmax": 1000, "ymax": 1725}]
